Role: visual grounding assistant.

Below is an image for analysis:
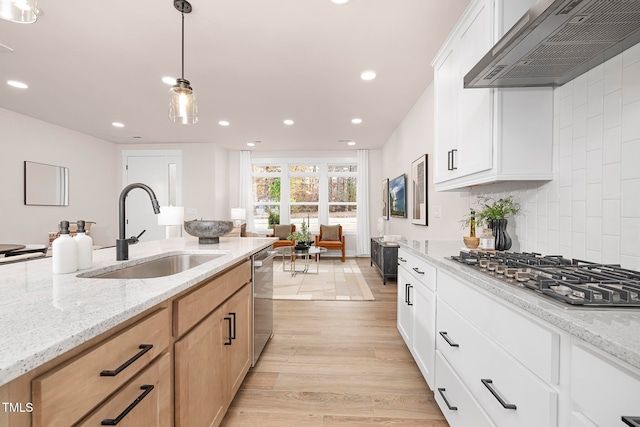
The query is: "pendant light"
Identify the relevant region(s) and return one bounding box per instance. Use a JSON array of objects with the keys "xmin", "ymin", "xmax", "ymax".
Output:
[
  {"xmin": 0, "ymin": 0, "xmax": 39, "ymax": 23},
  {"xmin": 169, "ymin": 0, "xmax": 198, "ymax": 124}
]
